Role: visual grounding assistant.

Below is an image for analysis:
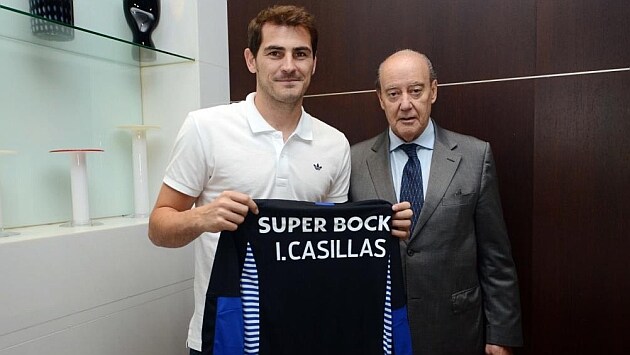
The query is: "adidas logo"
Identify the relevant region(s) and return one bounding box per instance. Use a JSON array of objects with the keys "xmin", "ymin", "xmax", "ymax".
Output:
[{"xmin": 313, "ymin": 163, "xmax": 322, "ymax": 171}]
